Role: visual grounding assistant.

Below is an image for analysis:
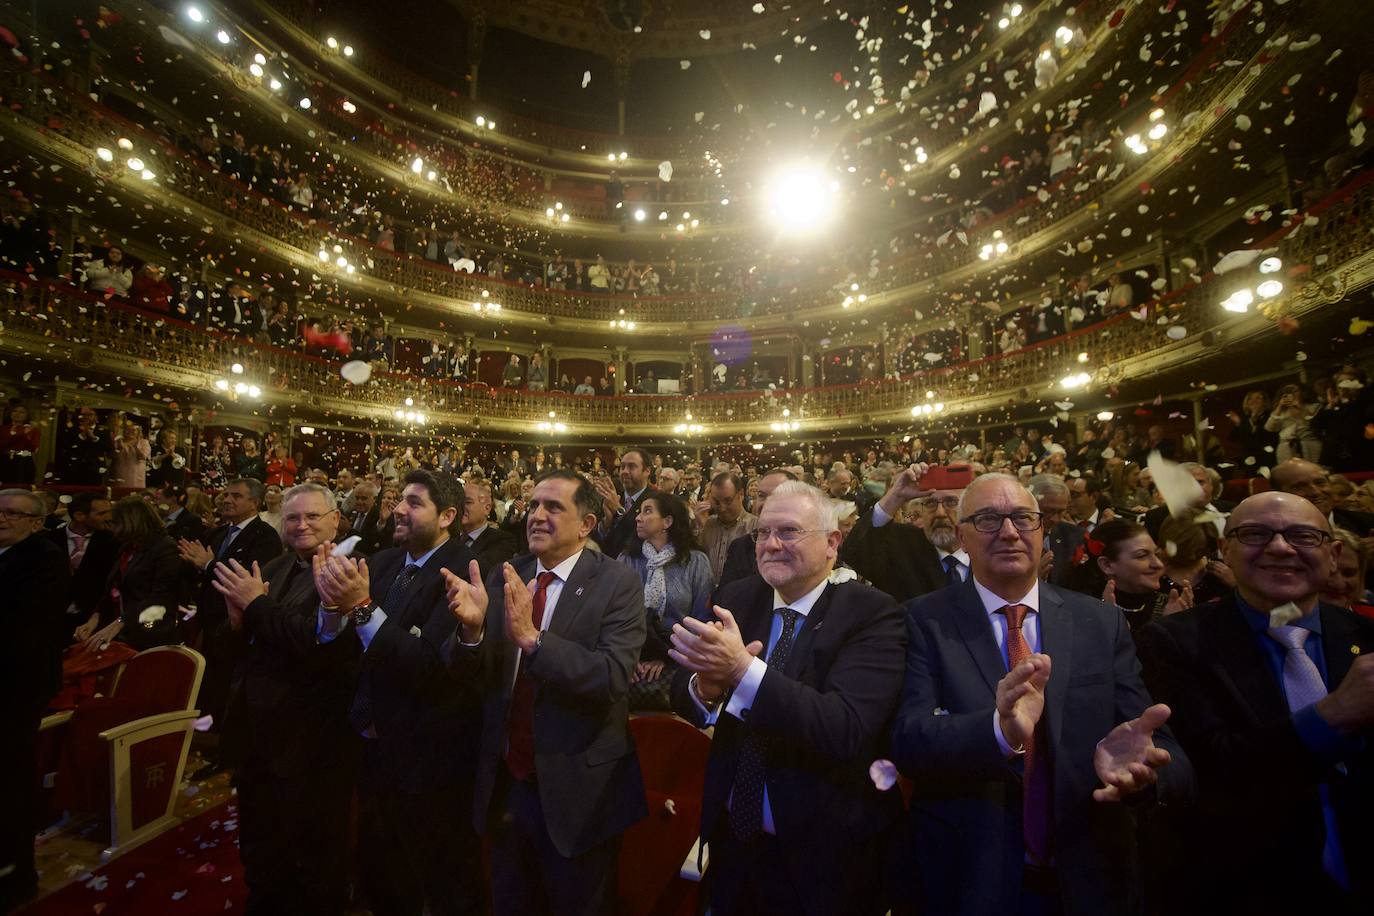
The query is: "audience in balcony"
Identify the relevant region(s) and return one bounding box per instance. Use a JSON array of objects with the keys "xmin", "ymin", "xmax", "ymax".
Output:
[
  {"xmin": 81, "ymin": 246, "xmax": 133, "ymax": 299},
  {"xmin": 0, "ymin": 403, "xmax": 41, "ymax": 486},
  {"xmin": 1266, "ymin": 382, "xmax": 1322, "ymax": 463},
  {"xmin": 109, "ymin": 417, "xmax": 151, "ymax": 490},
  {"xmin": 234, "ymin": 436, "xmax": 267, "ymax": 482}
]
